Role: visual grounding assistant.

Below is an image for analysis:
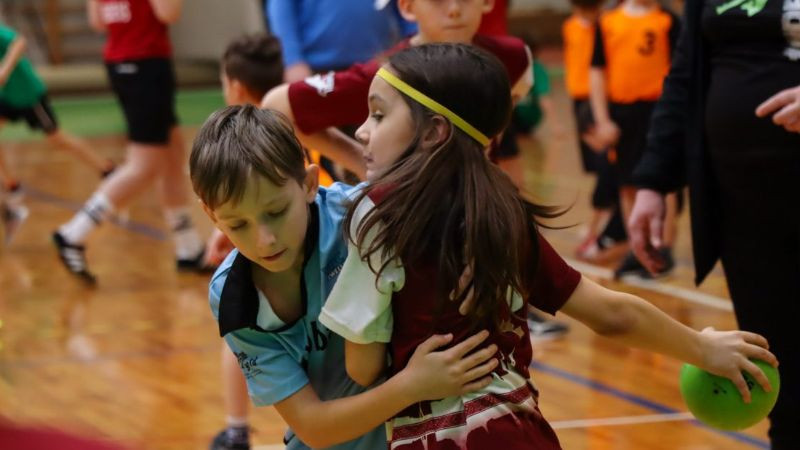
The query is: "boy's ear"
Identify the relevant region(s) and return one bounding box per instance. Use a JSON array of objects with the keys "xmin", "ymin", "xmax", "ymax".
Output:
[
  {"xmin": 303, "ymin": 164, "xmax": 320, "ymax": 203},
  {"xmin": 199, "ymin": 199, "xmax": 218, "ymax": 224},
  {"xmin": 483, "ymin": 0, "xmax": 496, "ymax": 14},
  {"xmin": 229, "ymin": 79, "xmax": 247, "ymax": 104},
  {"xmin": 421, "ymin": 116, "xmax": 451, "ymax": 149},
  {"xmin": 397, "ymin": 0, "xmax": 416, "ymax": 22}
]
